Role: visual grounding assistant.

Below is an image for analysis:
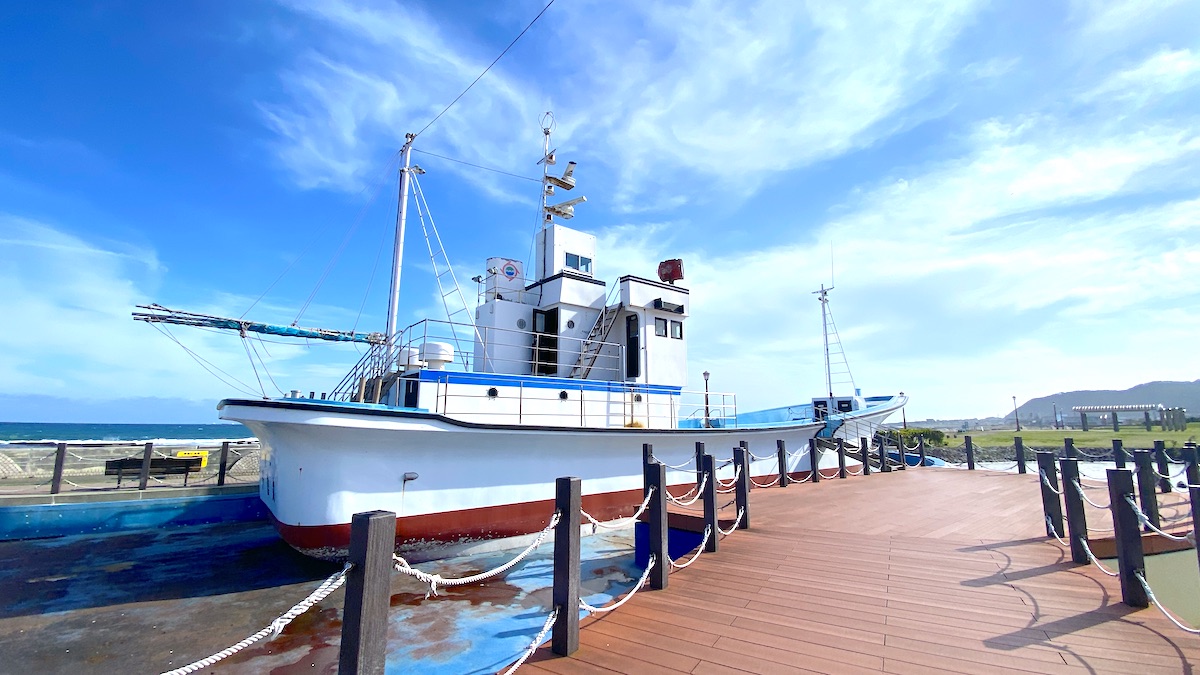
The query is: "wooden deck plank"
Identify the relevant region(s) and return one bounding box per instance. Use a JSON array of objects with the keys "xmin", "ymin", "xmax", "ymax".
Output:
[{"xmin": 522, "ymin": 468, "xmax": 1200, "ymax": 674}]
